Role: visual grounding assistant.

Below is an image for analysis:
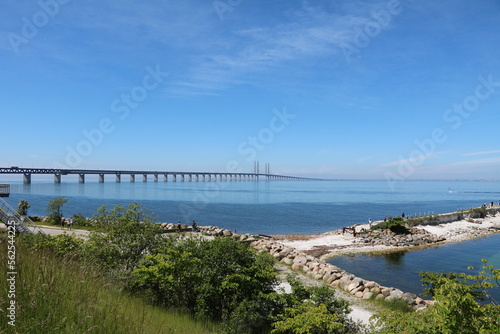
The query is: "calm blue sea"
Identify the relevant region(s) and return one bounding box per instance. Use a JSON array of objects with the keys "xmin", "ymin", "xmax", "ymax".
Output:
[
  {"xmin": 2, "ymin": 179, "xmax": 500, "ymax": 299},
  {"xmin": 3, "ymin": 180, "xmax": 500, "ymax": 234}
]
